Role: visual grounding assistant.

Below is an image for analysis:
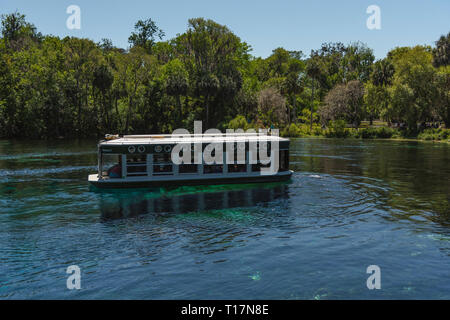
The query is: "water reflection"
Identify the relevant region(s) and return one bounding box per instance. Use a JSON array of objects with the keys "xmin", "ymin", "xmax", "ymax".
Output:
[
  {"xmin": 97, "ymin": 183, "xmax": 290, "ymax": 221},
  {"xmin": 291, "ymin": 139, "xmax": 450, "ymax": 228}
]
